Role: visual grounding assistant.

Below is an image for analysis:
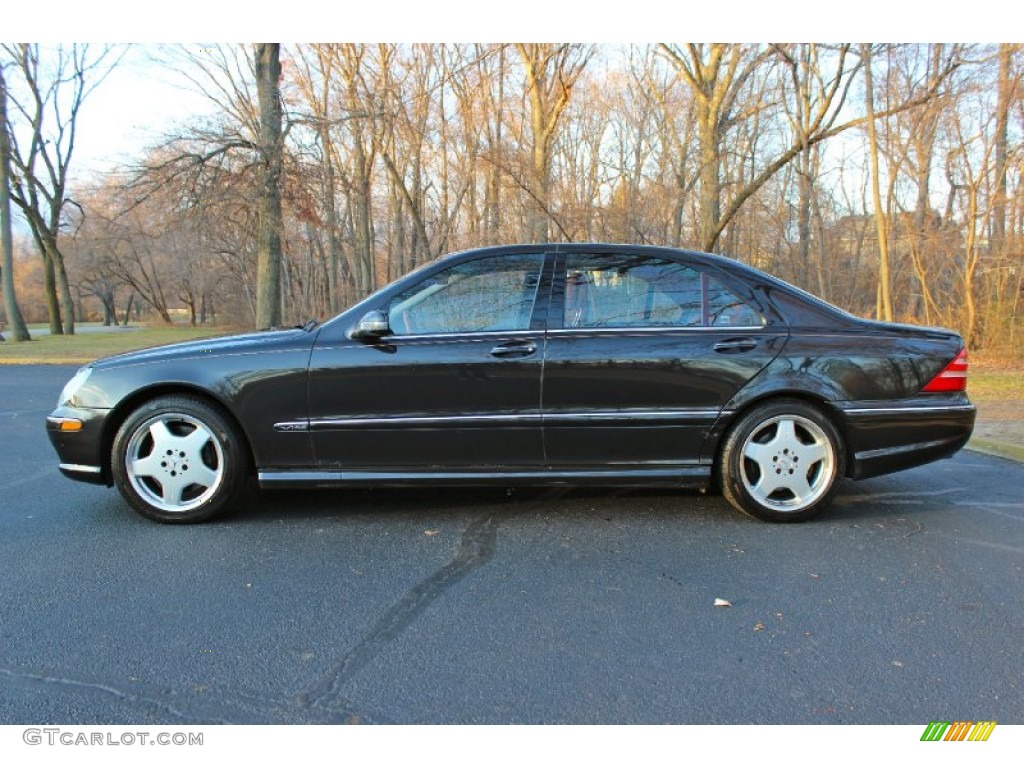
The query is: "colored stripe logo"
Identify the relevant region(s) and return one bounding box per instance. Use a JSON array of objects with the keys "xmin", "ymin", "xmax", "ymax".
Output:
[{"xmin": 921, "ymin": 721, "xmax": 997, "ymax": 742}]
